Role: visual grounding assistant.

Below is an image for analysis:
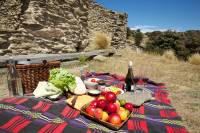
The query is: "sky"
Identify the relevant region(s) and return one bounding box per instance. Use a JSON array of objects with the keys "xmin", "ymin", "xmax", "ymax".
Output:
[{"xmin": 95, "ymin": 0, "xmax": 200, "ymax": 33}]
